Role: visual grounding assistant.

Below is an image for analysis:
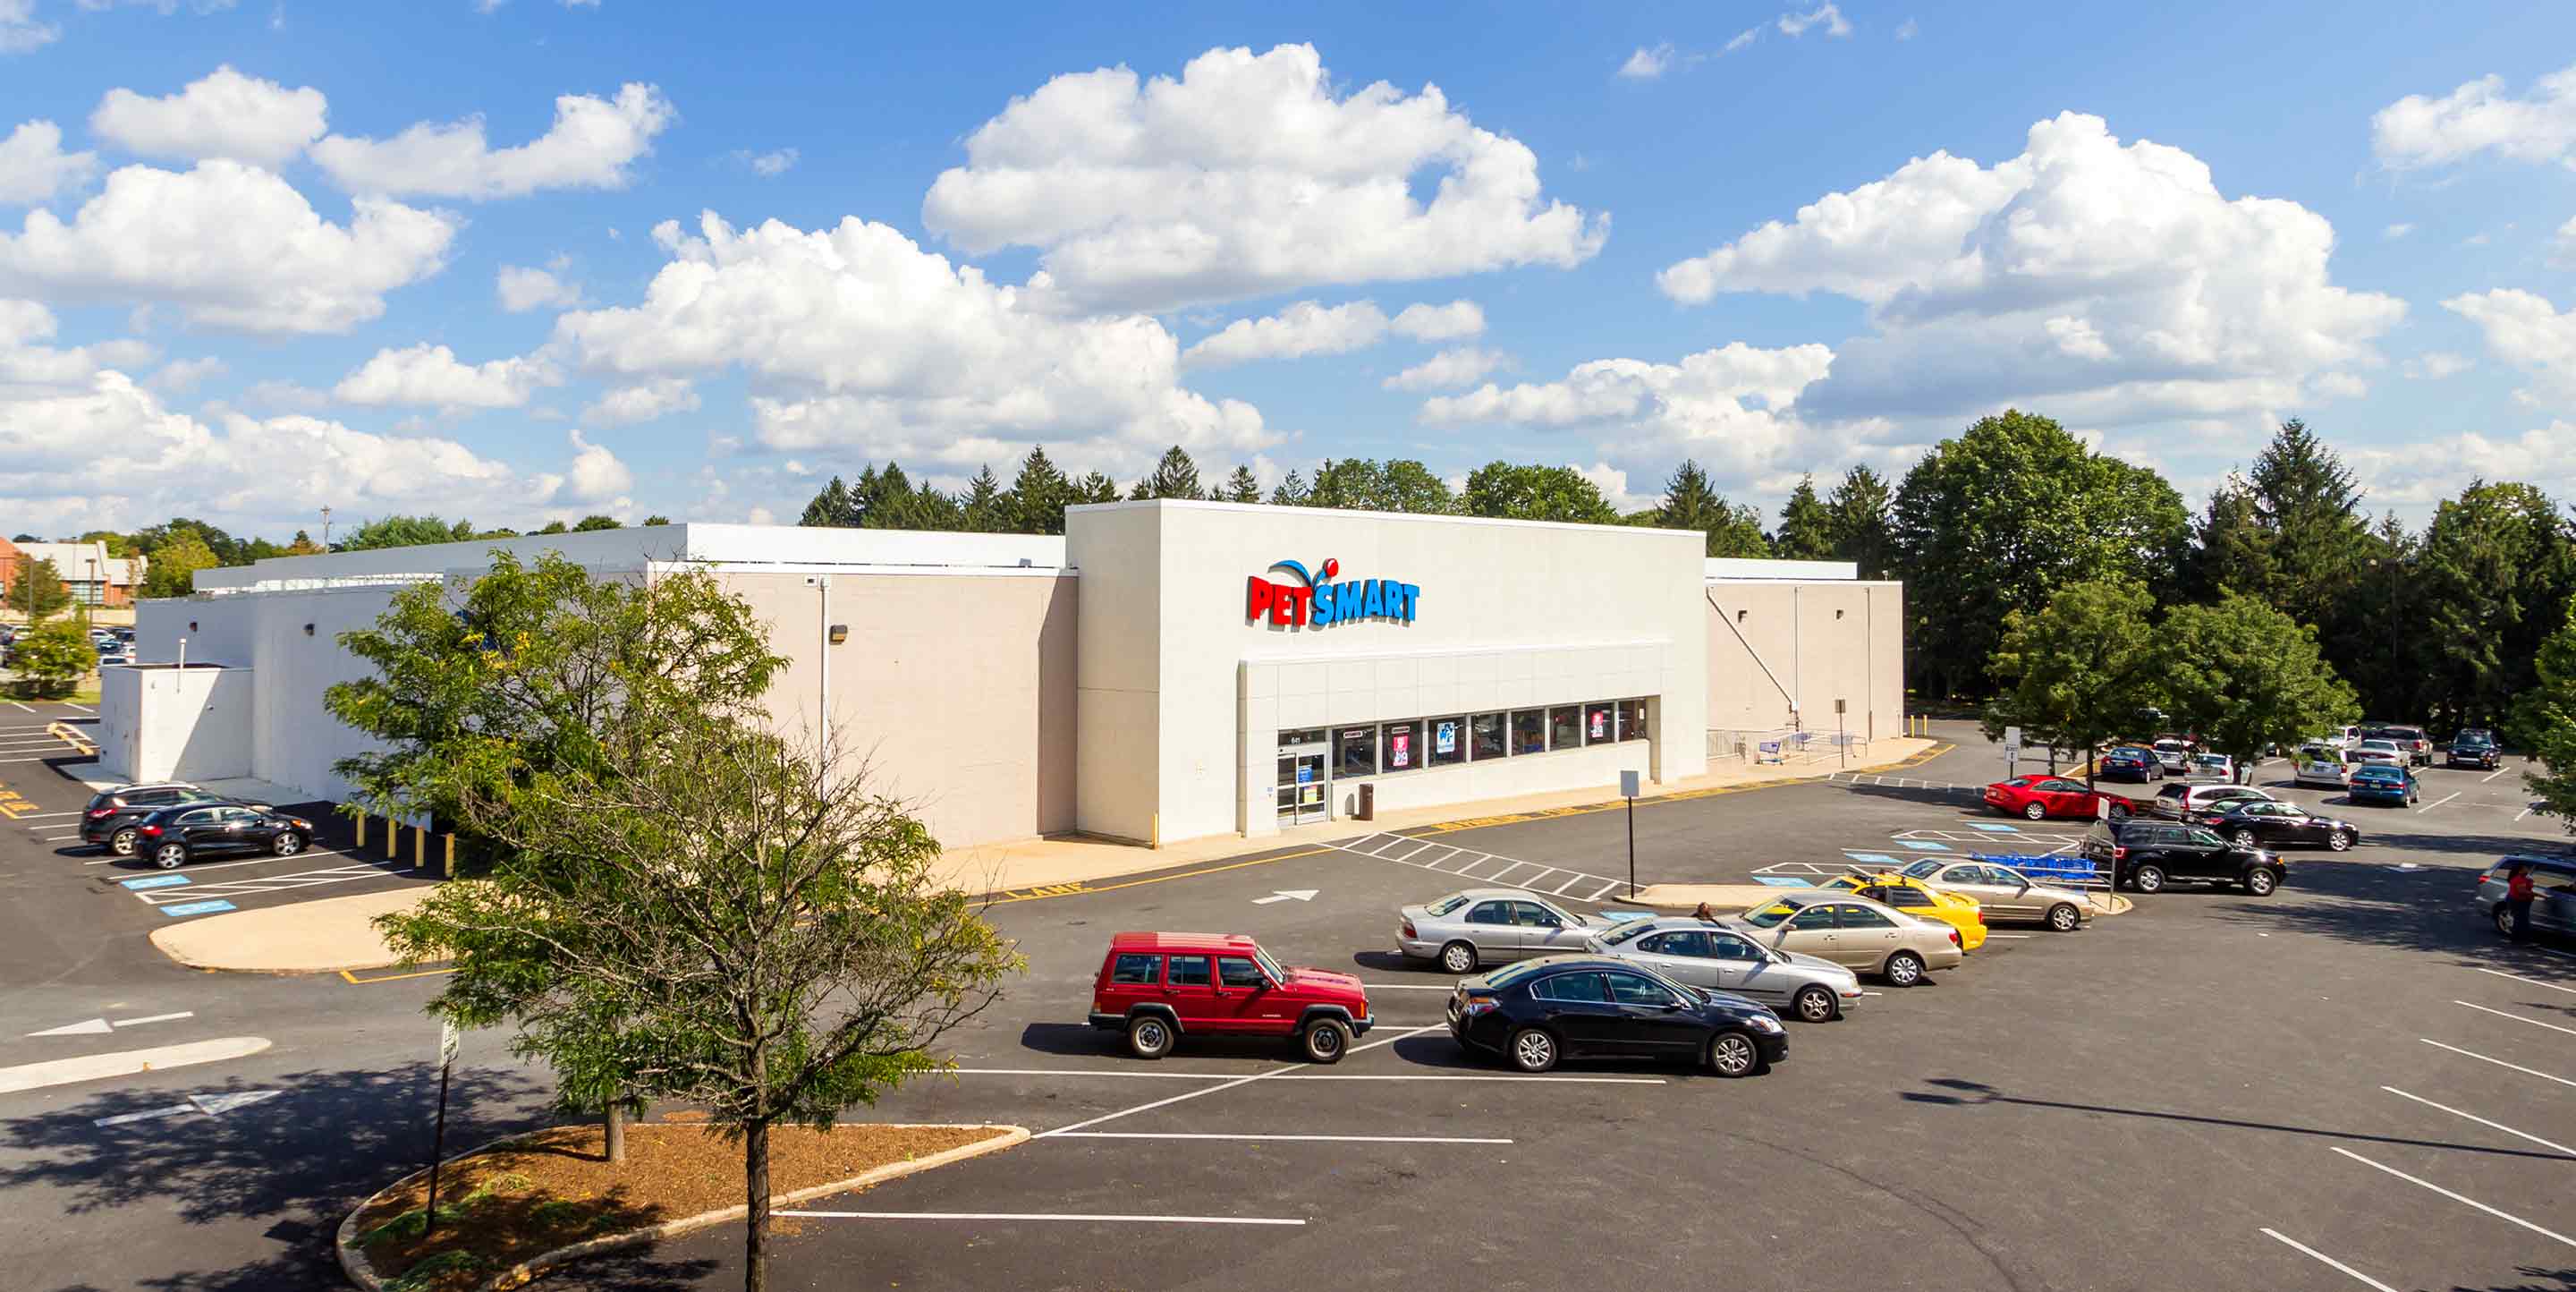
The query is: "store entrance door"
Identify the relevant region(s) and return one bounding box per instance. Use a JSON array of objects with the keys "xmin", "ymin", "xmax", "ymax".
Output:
[{"xmin": 1276, "ymin": 728, "xmax": 1330, "ymax": 827}]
